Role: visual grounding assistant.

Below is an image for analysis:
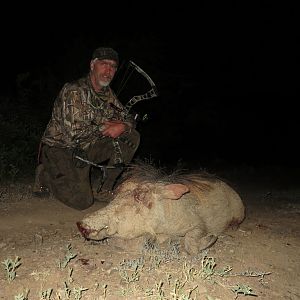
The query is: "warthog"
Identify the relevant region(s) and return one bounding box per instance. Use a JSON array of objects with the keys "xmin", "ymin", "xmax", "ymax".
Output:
[{"xmin": 77, "ymin": 162, "xmax": 245, "ymax": 255}]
